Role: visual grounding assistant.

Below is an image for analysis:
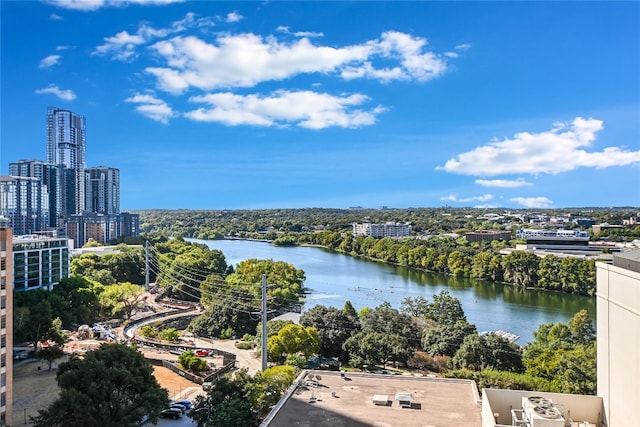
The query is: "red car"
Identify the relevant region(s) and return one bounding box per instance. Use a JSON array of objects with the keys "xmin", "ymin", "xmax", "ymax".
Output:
[{"xmin": 195, "ymin": 349, "xmax": 210, "ymax": 357}]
